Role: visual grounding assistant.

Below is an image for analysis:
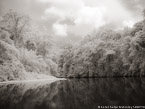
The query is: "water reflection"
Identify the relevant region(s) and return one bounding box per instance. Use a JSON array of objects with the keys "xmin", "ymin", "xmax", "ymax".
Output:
[{"xmin": 0, "ymin": 78, "xmax": 145, "ymax": 109}]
